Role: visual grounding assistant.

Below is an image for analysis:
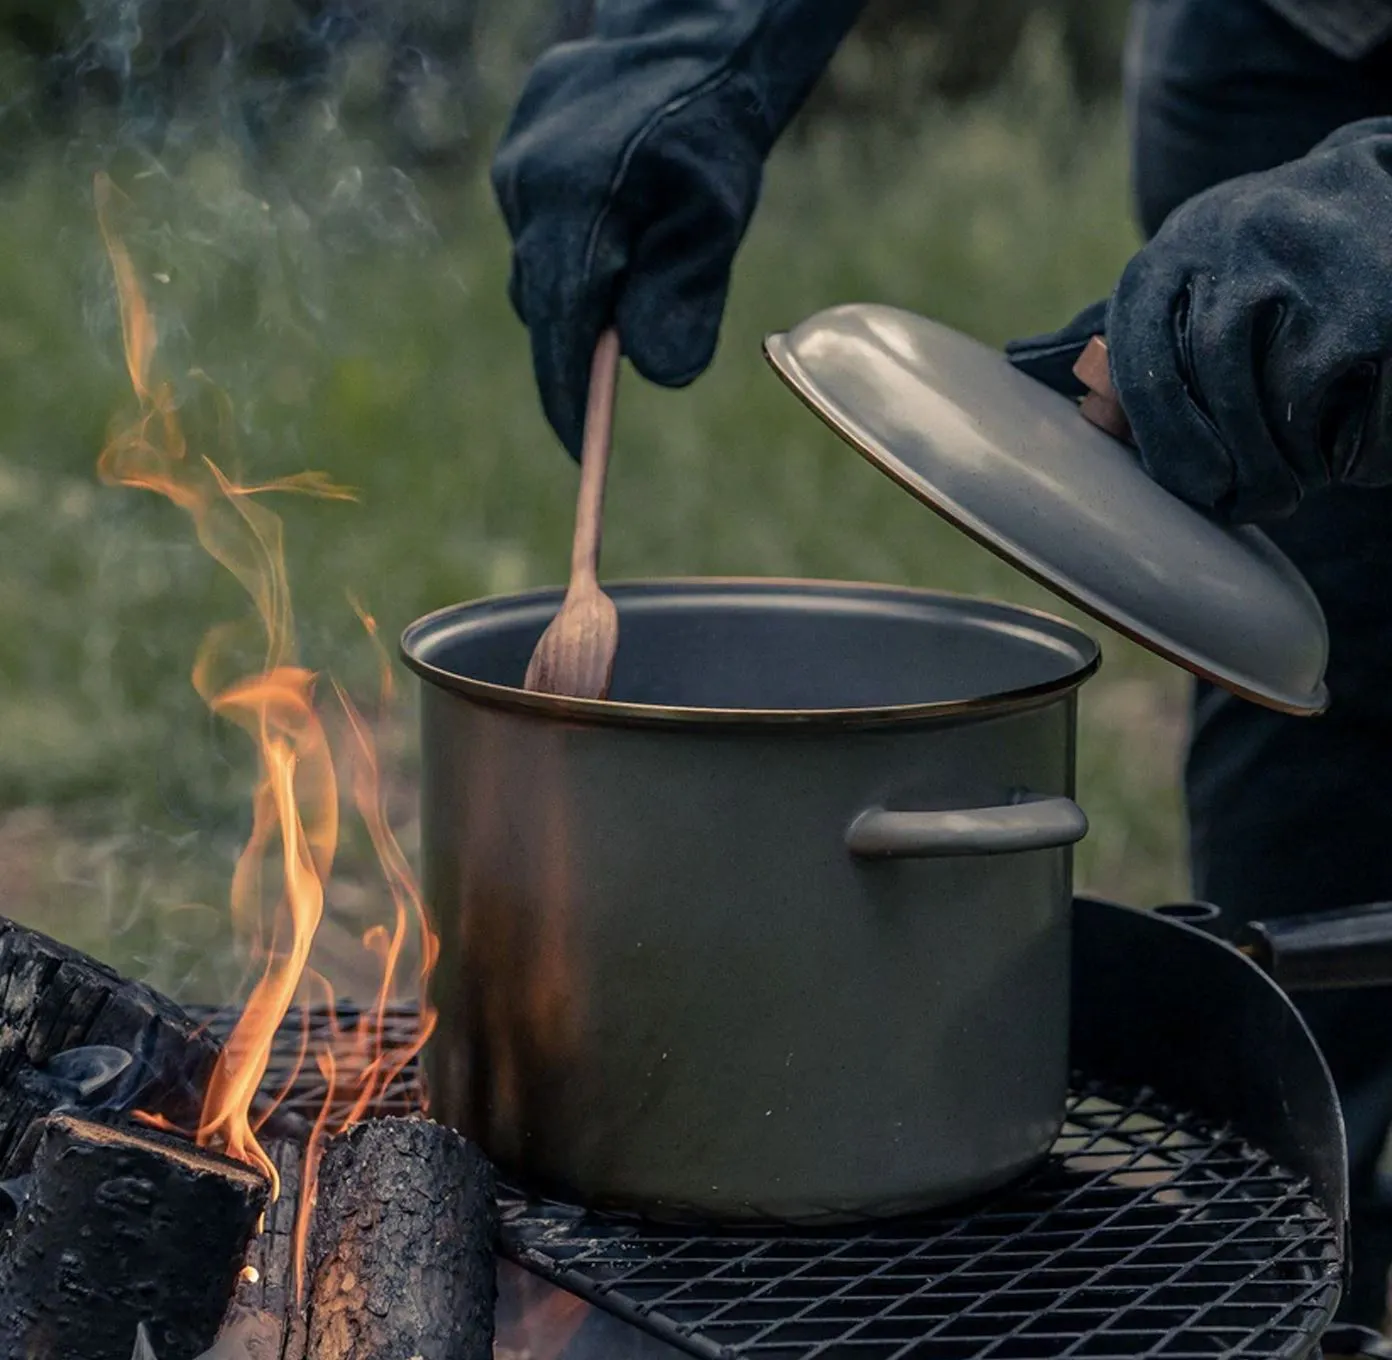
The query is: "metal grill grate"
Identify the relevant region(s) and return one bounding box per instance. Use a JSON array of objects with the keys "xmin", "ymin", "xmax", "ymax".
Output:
[
  {"xmin": 188, "ymin": 1005, "xmax": 1340, "ymax": 1358},
  {"xmin": 186, "ymin": 1002, "xmax": 425, "ymax": 1126},
  {"xmin": 500, "ymin": 1082, "xmax": 1340, "ymax": 1359}
]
